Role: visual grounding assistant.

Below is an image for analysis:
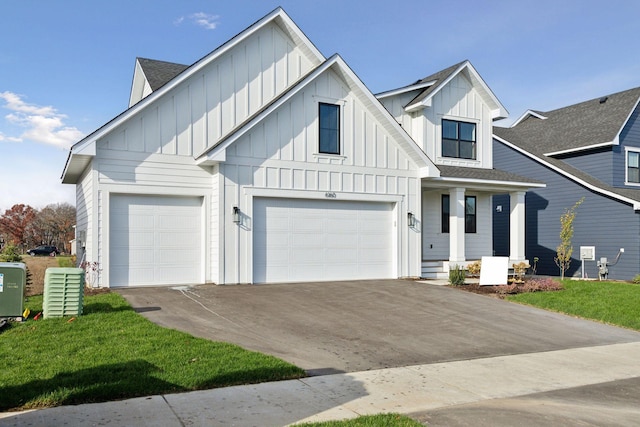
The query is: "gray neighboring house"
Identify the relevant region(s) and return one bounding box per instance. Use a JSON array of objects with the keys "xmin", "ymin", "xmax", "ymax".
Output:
[{"xmin": 493, "ymin": 87, "xmax": 640, "ymax": 280}]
